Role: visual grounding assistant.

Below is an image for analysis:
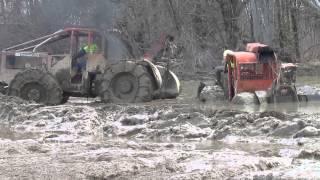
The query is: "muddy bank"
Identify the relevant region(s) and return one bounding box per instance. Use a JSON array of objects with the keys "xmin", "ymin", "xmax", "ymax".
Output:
[
  {"xmin": 1, "ymin": 94, "xmax": 320, "ymax": 179},
  {"xmin": 3, "ymin": 93, "xmax": 319, "ymax": 142},
  {"xmin": 102, "ymin": 104, "xmax": 320, "ymax": 141},
  {"xmin": 0, "ymin": 137, "xmax": 297, "ymax": 180}
]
